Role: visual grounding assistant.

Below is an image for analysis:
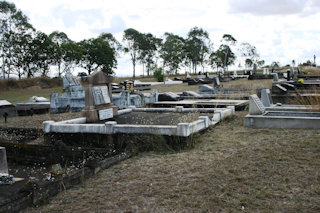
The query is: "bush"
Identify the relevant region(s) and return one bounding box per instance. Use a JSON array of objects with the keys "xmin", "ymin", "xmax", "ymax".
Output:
[{"xmin": 153, "ymin": 66, "xmax": 164, "ymax": 82}]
